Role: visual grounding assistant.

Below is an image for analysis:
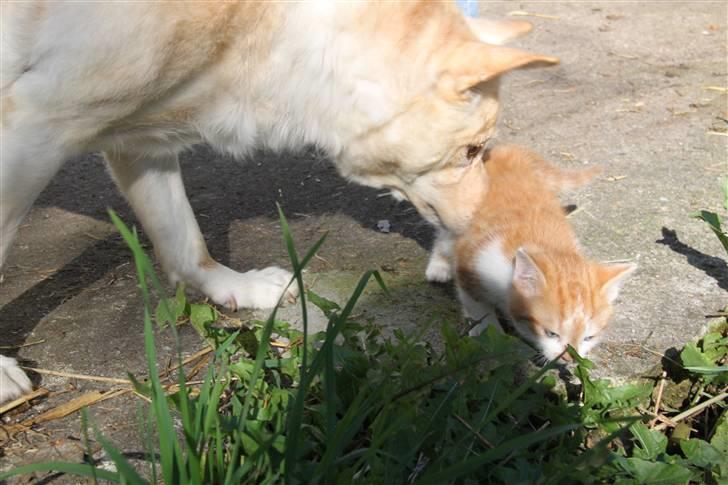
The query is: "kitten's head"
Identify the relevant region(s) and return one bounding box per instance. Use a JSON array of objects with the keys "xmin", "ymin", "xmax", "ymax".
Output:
[
  {"xmin": 338, "ymin": 5, "xmax": 557, "ymax": 233},
  {"xmin": 507, "ymin": 248, "xmax": 636, "ymax": 362}
]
